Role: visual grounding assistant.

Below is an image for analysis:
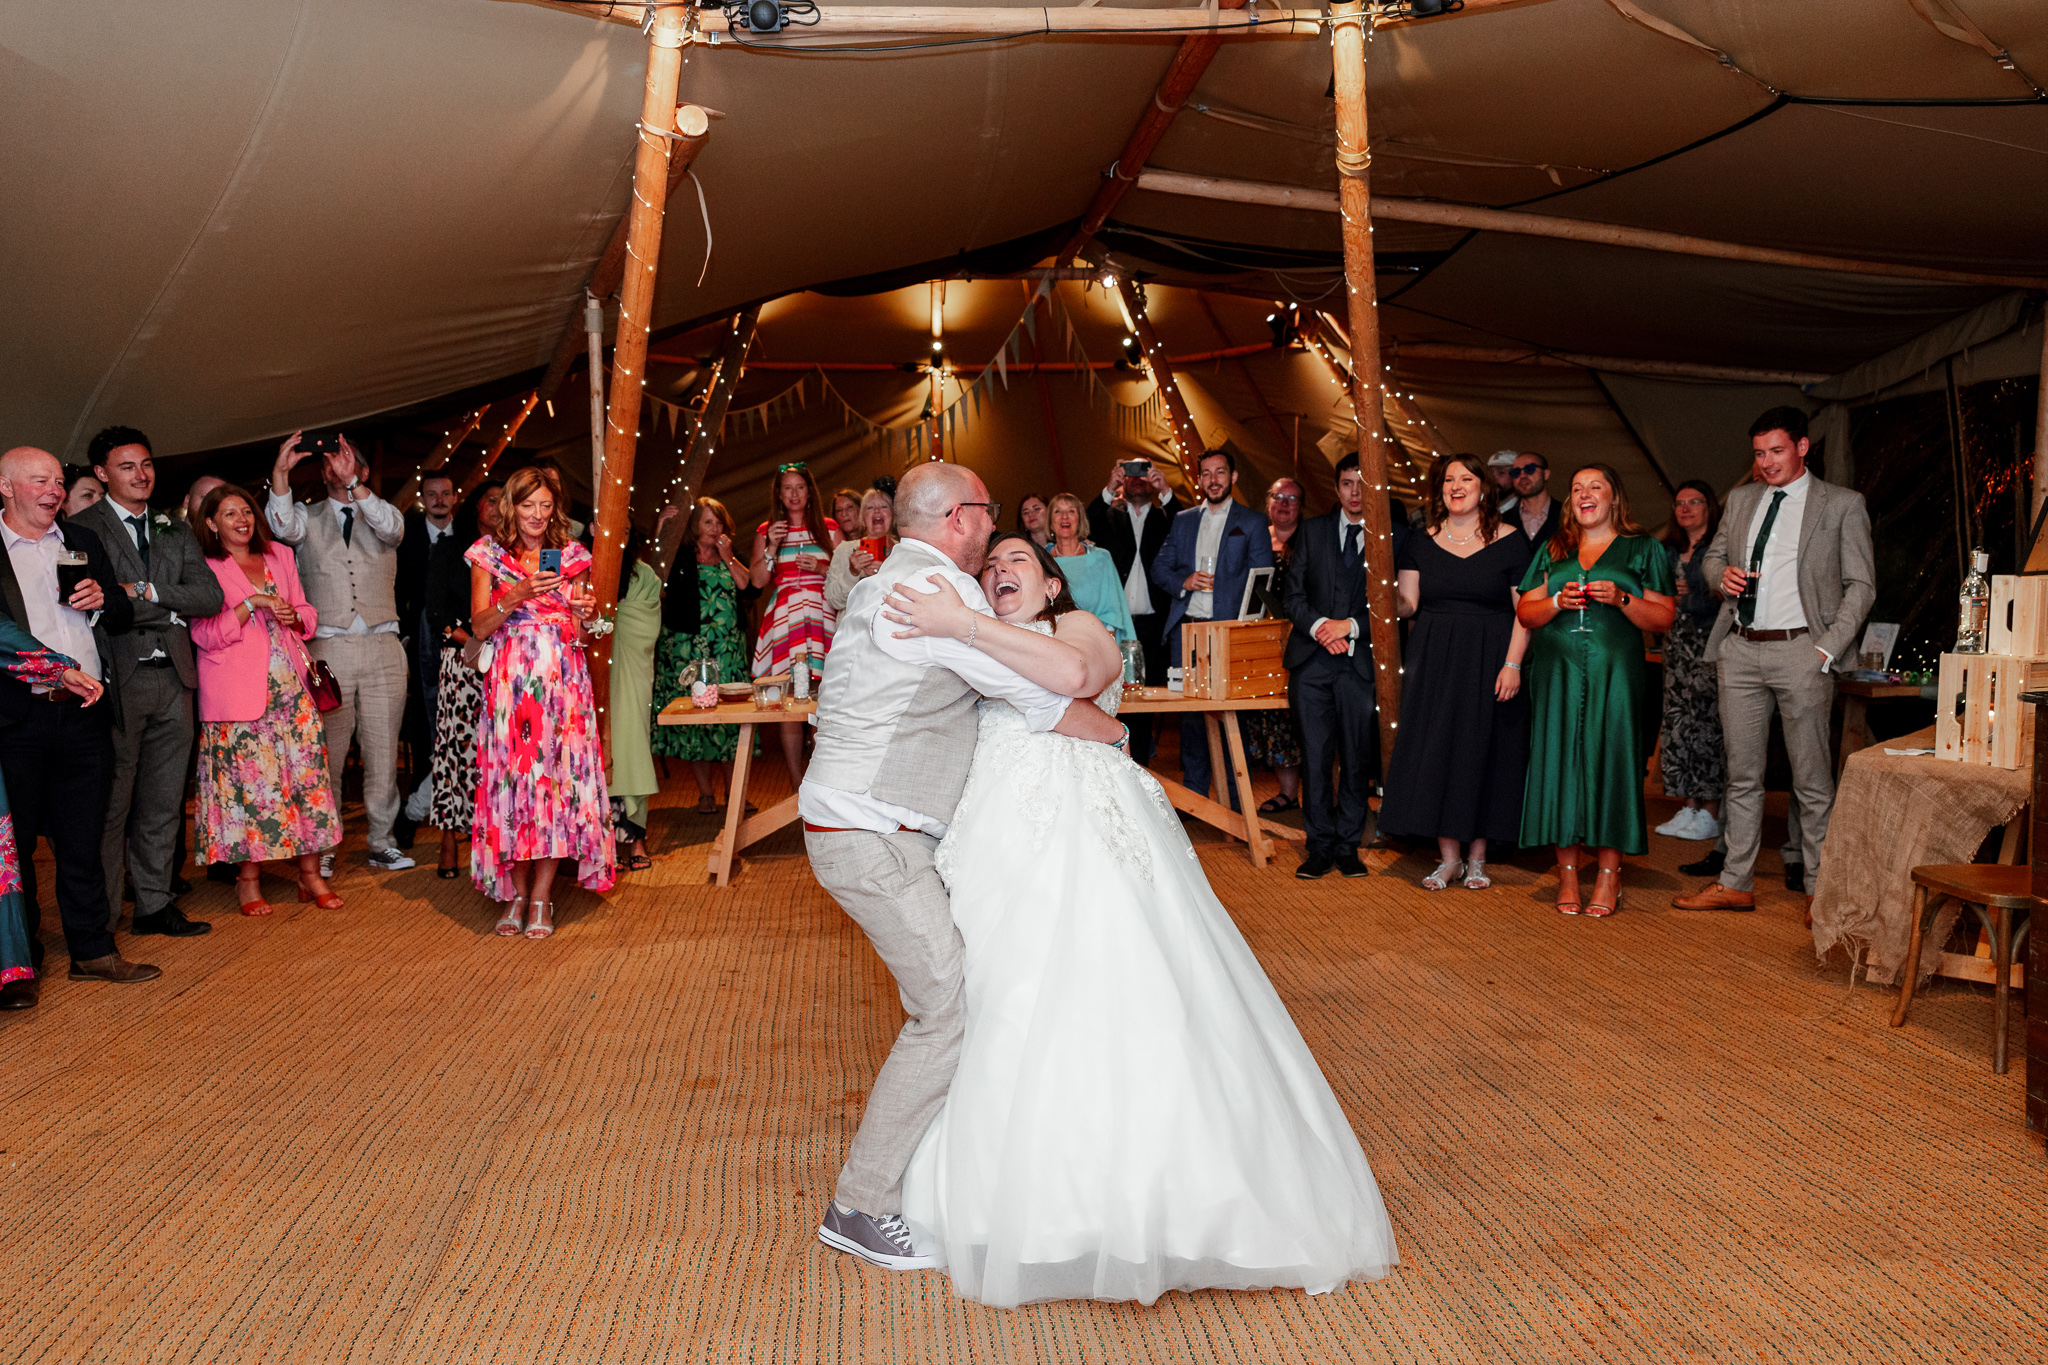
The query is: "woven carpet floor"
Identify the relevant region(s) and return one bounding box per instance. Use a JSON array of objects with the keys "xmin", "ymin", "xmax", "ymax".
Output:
[{"xmin": 2, "ymin": 762, "xmax": 2043, "ymax": 1364}]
